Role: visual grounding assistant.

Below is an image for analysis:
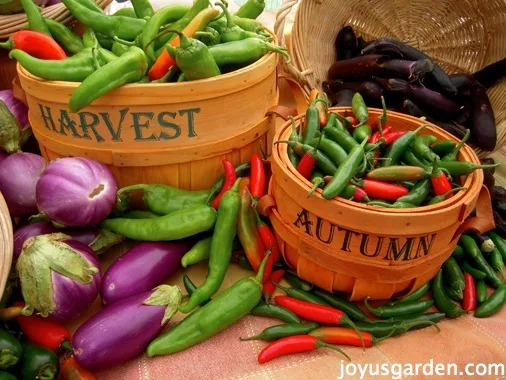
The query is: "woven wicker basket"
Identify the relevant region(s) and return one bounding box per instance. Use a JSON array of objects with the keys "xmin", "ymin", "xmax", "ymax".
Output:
[
  {"xmin": 274, "ymin": 0, "xmax": 506, "ymax": 156},
  {"xmin": 0, "ymin": 192, "xmax": 12, "ymax": 300}
]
